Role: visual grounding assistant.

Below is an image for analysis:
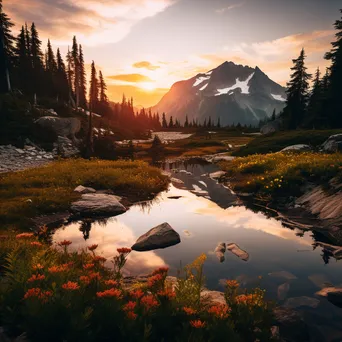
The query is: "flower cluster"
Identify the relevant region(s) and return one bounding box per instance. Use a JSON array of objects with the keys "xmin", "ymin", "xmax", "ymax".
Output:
[
  {"xmin": 27, "ymin": 274, "xmax": 45, "ymax": 283},
  {"xmin": 62, "ymin": 281, "xmax": 80, "ymax": 291},
  {"xmin": 96, "ymin": 288, "xmax": 122, "ymax": 299},
  {"xmin": 24, "ymin": 288, "xmax": 53, "ymax": 303},
  {"xmin": 16, "ymin": 233, "xmax": 34, "ymax": 240},
  {"xmin": 207, "ymin": 304, "xmax": 231, "ymax": 319}
]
